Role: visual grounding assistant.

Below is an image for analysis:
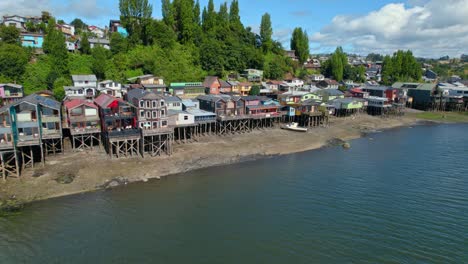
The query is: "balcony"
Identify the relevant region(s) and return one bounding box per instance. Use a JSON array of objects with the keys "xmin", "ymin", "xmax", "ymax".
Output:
[{"xmin": 107, "ymin": 128, "xmax": 141, "ymax": 139}]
